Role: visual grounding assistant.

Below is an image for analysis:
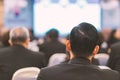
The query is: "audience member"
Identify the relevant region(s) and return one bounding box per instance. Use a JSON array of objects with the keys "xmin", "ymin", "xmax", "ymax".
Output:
[
  {"xmin": 0, "ymin": 30, "xmax": 10, "ymax": 48},
  {"xmin": 37, "ymin": 22, "xmax": 120, "ymax": 80},
  {"xmin": 0, "ymin": 28, "xmax": 10, "ymax": 48},
  {"xmin": 38, "ymin": 28, "xmax": 66, "ymax": 64},
  {"xmin": 28, "ymin": 29, "xmax": 39, "ymax": 52},
  {"xmin": 29, "ymin": 29, "xmax": 38, "ymax": 41},
  {"xmin": 65, "ymin": 34, "xmax": 99, "ymax": 65},
  {"xmin": 0, "ymin": 27, "xmax": 46, "ymax": 80},
  {"xmin": 108, "ymin": 29, "xmax": 120, "ymax": 46},
  {"xmin": 99, "ymin": 28, "xmax": 111, "ymax": 53},
  {"xmin": 107, "ymin": 41, "xmax": 120, "ymax": 73},
  {"xmin": 102, "ymin": 28, "xmax": 111, "ymax": 42}
]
